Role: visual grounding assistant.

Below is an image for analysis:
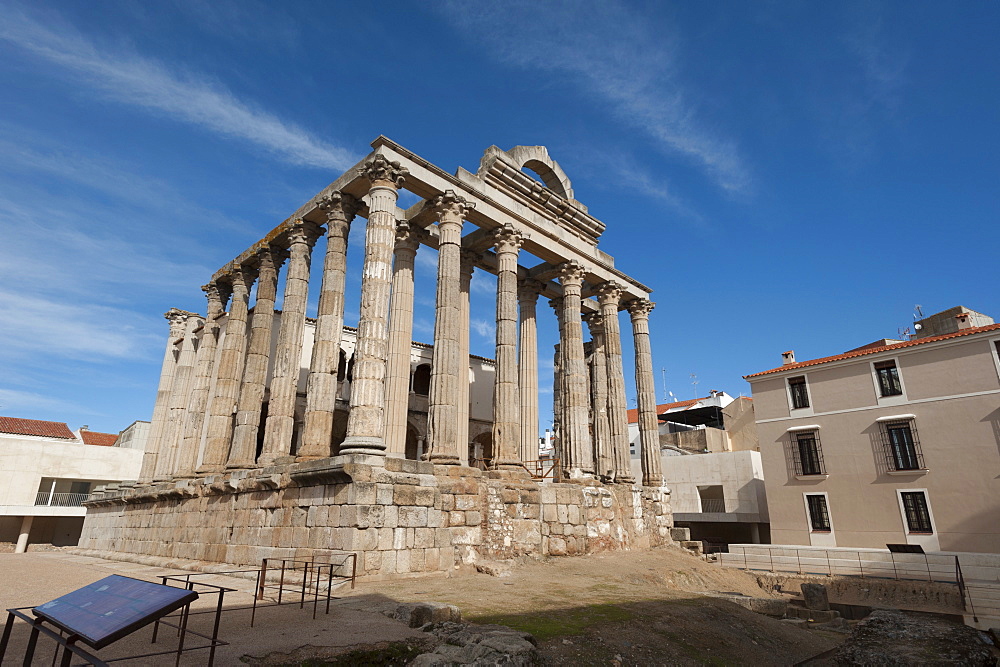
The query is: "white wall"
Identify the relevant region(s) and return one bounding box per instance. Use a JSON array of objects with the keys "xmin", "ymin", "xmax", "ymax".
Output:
[{"xmin": 637, "ymin": 450, "xmax": 767, "ymax": 517}]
